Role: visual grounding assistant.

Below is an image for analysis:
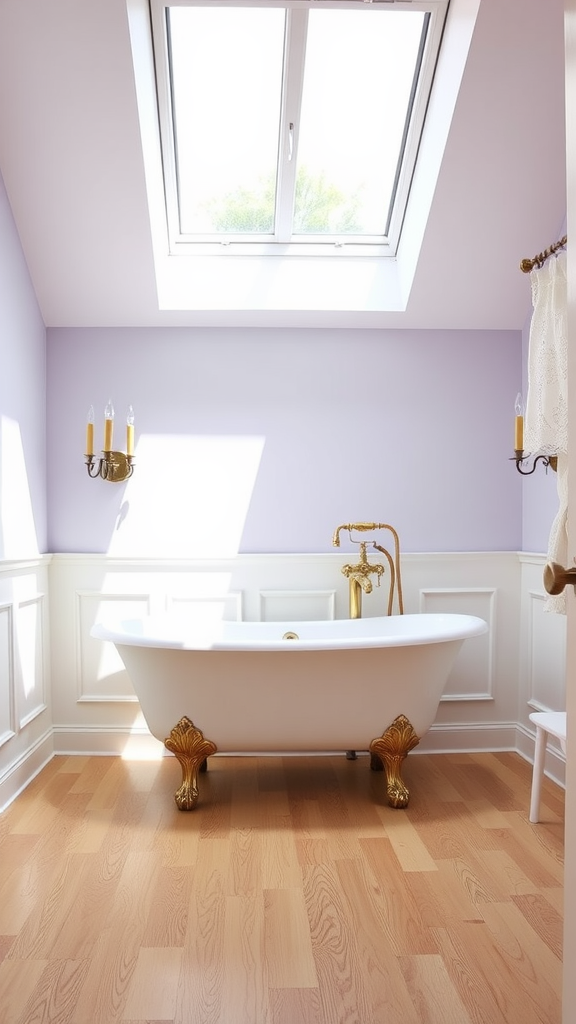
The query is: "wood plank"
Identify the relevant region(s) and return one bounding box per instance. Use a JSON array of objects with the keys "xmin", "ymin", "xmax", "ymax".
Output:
[
  {"xmin": 471, "ymin": 901, "xmax": 562, "ymax": 1022},
  {"xmin": 489, "ymin": 817, "xmax": 563, "ymax": 888},
  {"xmin": 230, "ymin": 827, "xmax": 262, "ymax": 897},
  {"xmin": 292, "ymin": 799, "xmax": 330, "ymax": 868},
  {"xmin": 472, "ymin": 848, "xmax": 541, "ymax": 897},
  {"xmin": 405, "ymin": 859, "xmax": 484, "ymax": 928},
  {"xmin": 269, "ymin": 986, "xmax": 324, "ymax": 1024},
  {"xmin": 359, "ymin": 836, "xmax": 439, "ymax": 956},
  {"xmin": 174, "ymin": 874, "xmax": 226, "ymax": 1023},
  {"xmin": 260, "ymin": 823, "xmax": 303, "ymax": 890},
  {"xmin": 71, "ymin": 850, "xmax": 160, "ymax": 1022},
  {"xmin": 379, "ymin": 811, "xmax": 439, "ymax": 873},
  {"xmin": 84, "ymin": 758, "xmax": 134, "ymax": 810},
  {"xmin": 511, "ymin": 892, "xmax": 563, "ymax": 958},
  {"xmin": 220, "ymin": 894, "xmax": 267, "ymax": 1024},
  {"xmin": 264, "ymin": 888, "xmax": 317, "ymax": 988},
  {"xmin": 335, "ymin": 857, "xmax": 423, "ymax": 1023},
  {"xmin": 13, "ymin": 957, "xmax": 90, "ymax": 1023},
  {"xmin": 303, "ymin": 861, "xmax": 374, "ymax": 1024},
  {"xmin": 398, "ymin": 952, "xmax": 474, "ymax": 1024},
  {"xmin": 141, "ymin": 865, "xmax": 191, "ymax": 947},
  {"xmin": 123, "ymin": 946, "xmax": 184, "ymax": 1020},
  {"xmin": 0, "ymin": 957, "xmax": 49, "ymax": 1021},
  {"xmin": 432, "ymin": 922, "xmax": 521, "ymax": 1024}
]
